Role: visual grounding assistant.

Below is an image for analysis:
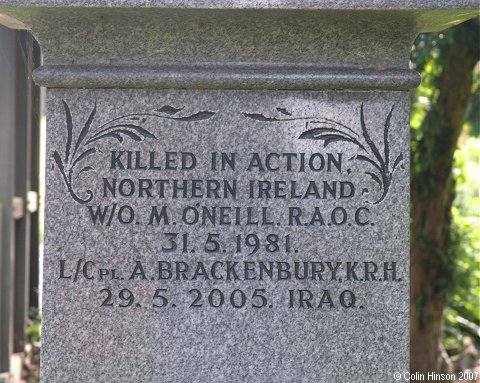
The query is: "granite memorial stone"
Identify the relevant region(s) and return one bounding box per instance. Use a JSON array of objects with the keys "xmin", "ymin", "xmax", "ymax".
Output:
[{"xmin": 0, "ymin": 2, "xmax": 478, "ymax": 382}]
